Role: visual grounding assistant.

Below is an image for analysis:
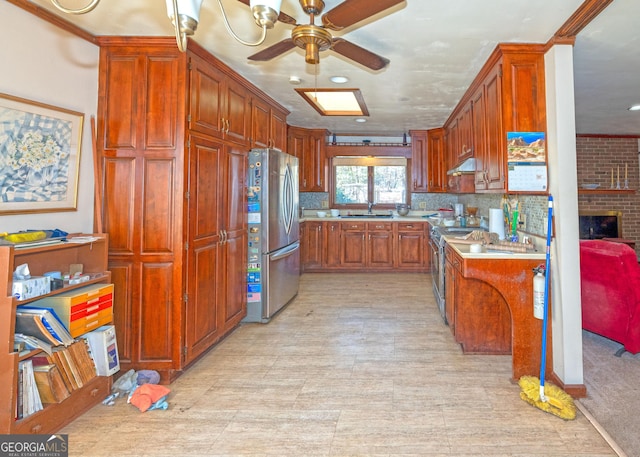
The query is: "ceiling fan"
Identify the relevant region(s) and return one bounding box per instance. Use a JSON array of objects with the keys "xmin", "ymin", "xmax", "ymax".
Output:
[{"xmin": 237, "ymin": 0, "xmax": 404, "ymax": 70}]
